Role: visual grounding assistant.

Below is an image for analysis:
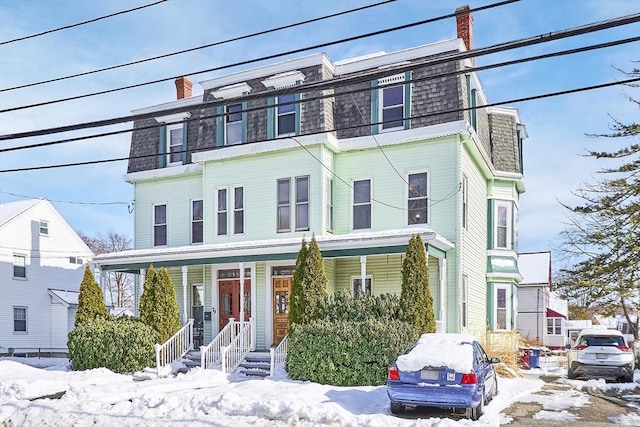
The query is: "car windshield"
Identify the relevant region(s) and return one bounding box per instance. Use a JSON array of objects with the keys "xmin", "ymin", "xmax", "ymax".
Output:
[{"xmin": 578, "ymin": 335, "xmax": 625, "ymax": 347}]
